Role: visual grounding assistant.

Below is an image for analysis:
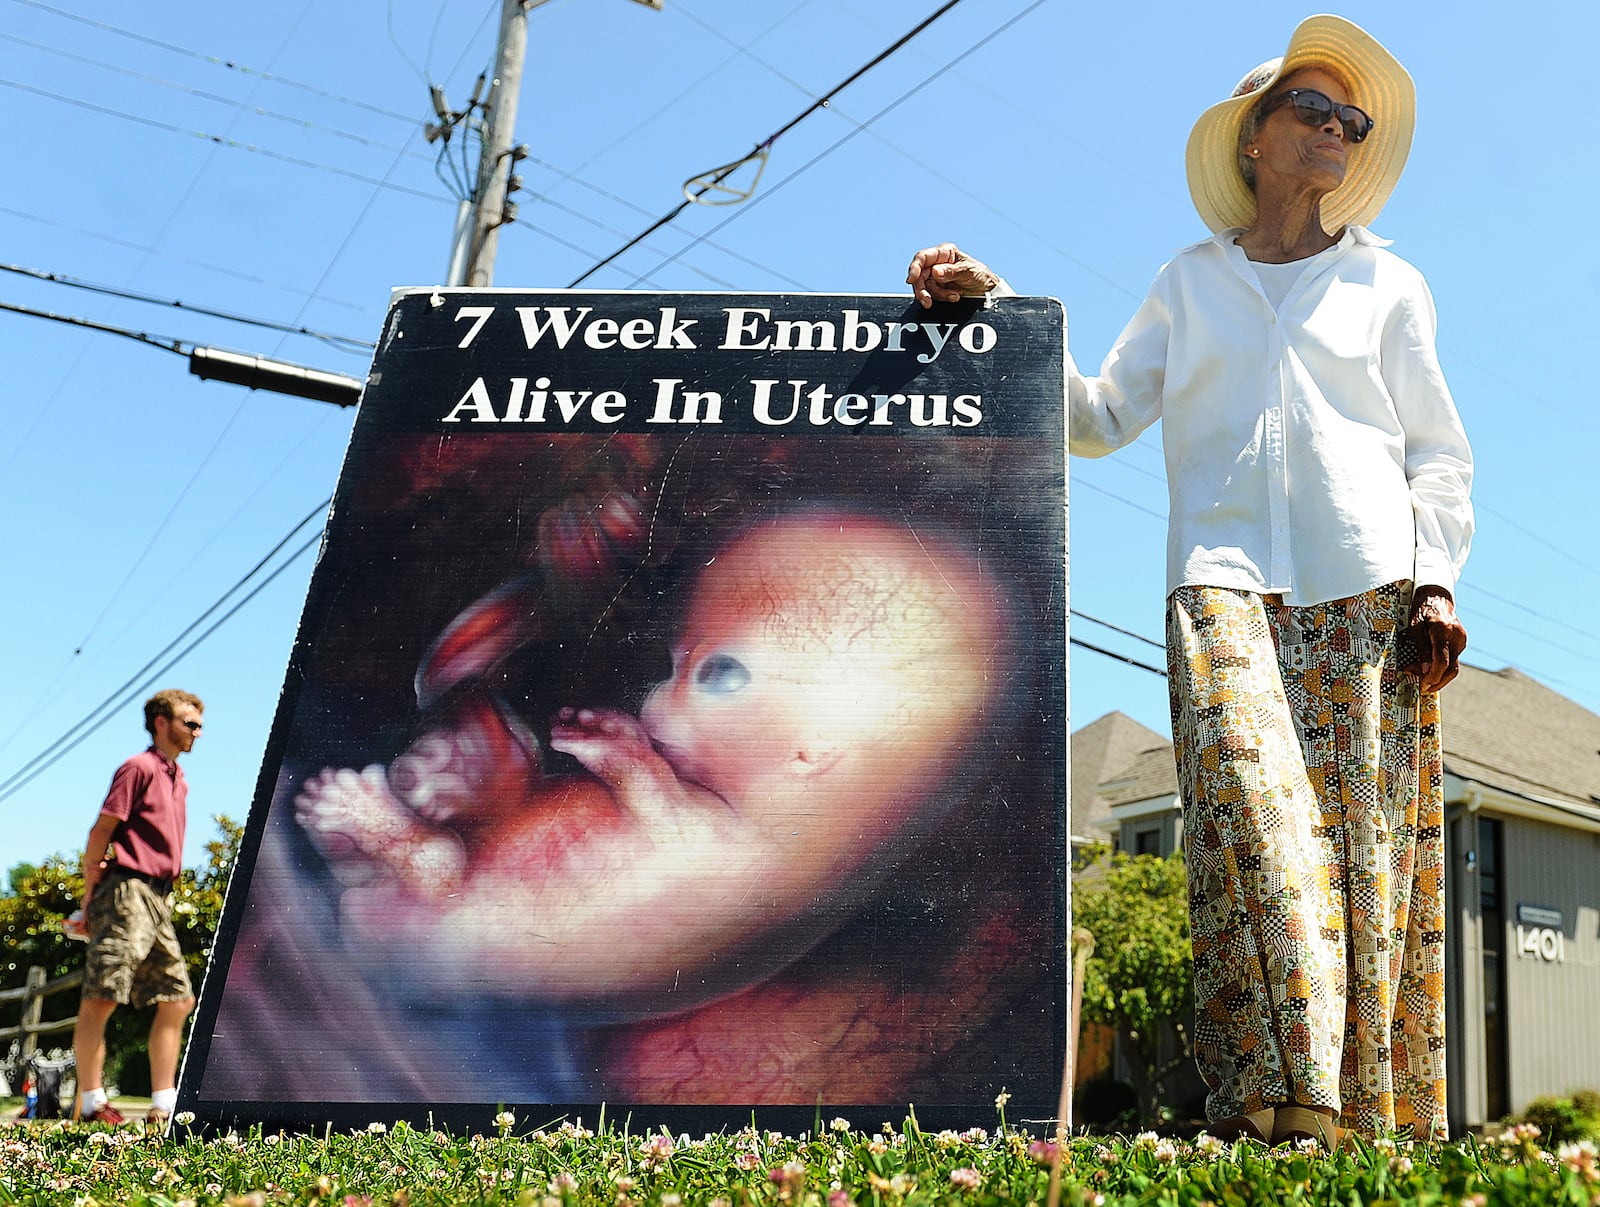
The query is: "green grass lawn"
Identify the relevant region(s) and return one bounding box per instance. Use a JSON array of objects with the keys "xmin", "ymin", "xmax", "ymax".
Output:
[{"xmin": 2, "ymin": 1111, "xmax": 1597, "ymax": 1207}]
